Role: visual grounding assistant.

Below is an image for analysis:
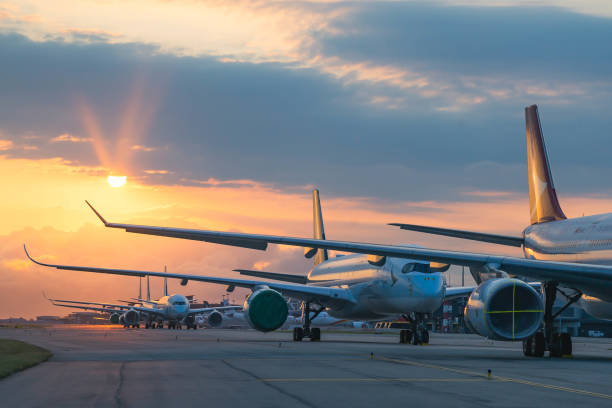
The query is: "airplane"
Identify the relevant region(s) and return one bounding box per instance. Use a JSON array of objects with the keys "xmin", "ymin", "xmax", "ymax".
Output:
[
  {"xmin": 43, "ymin": 268, "xmax": 241, "ymax": 329},
  {"xmin": 25, "ymin": 190, "xmax": 475, "ymax": 344},
  {"xmin": 27, "ymin": 106, "xmax": 606, "ymax": 357}
]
